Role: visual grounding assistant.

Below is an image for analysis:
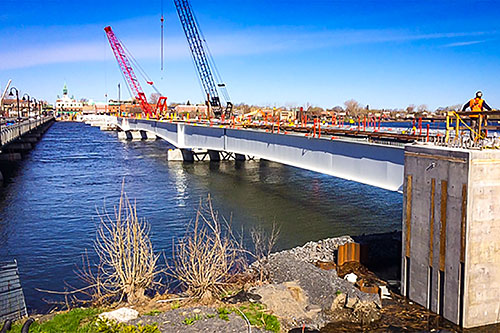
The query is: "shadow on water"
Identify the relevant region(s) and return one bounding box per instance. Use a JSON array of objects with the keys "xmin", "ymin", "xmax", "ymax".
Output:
[{"xmin": 0, "ymin": 122, "xmax": 402, "ymax": 313}]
